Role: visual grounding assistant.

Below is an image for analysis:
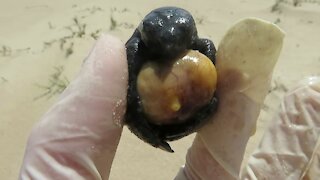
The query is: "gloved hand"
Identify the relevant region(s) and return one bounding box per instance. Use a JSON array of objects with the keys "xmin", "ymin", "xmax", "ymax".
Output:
[
  {"xmin": 177, "ymin": 18, "xmax": 284, "ymax": 179},
  {"xmin": 177, "ymin": 18, "xmax": 320, "ymax": 180},
  {"xmin": 177, "ymin": 77, "xmax": 320, "ymax": 180},
  {"xmin": 19, "ymin": 34, "xmax": 128, "ymax": 179},
  {"xmin": 241, "ymin": 77, "xmax": 320, "ymax": 179}
]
